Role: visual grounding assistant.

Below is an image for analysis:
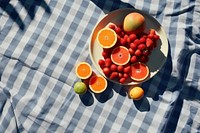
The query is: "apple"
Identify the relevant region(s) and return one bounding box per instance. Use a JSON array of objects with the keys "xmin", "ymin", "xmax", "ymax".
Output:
[{"xmin": 123, "ymin": 12, "xmax": 145, "ymax": 34}]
